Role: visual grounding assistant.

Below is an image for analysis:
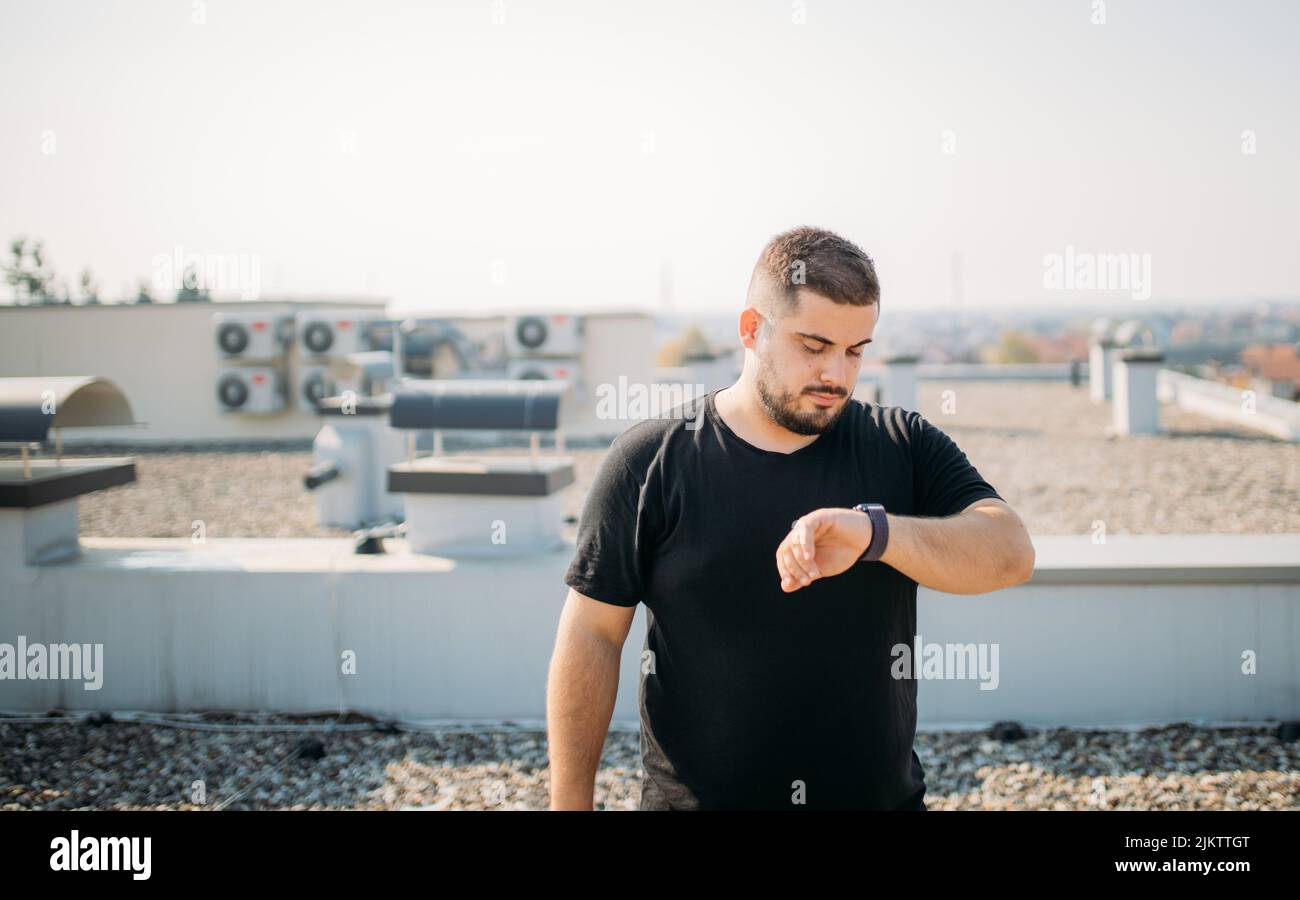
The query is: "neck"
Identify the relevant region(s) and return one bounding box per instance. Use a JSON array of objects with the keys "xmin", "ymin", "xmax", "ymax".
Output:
[{"xmin": 715, "ymin": 374, "xmax": 822, "ymax": 454}]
